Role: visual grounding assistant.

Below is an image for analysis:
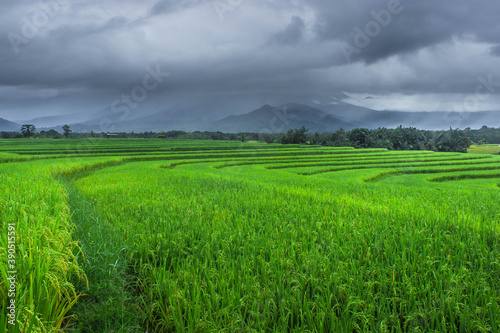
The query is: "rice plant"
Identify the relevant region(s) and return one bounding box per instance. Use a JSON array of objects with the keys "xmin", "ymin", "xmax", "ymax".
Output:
[{"xmin": 1, "ymin": 138, "xmax": 499, "ymax": 332}]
